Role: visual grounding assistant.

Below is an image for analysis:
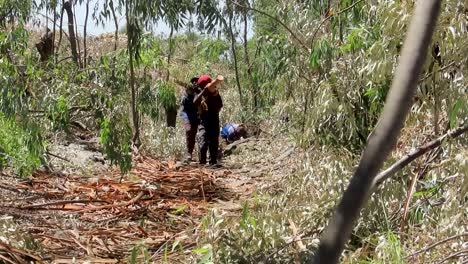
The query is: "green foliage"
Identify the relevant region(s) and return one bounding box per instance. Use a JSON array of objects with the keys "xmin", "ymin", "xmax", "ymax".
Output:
[
  {"xmin": 198, "ymin": 38, "xmax": 229, "ymax": 62},
  {"xmin": 157, "ymin": 80, "xmax": 177, "ymax": 111},
  {"xmin": 138, "ymin": 77, "xmax": 159, "ymax": 121},
  {"xmin": 100, "ymin": 115, "xmax": 132, "ymax": 173},
  {"xmin": 49, "ymin": 95, "xmax": 71, "ymax": 131},
  {"xmin": 129, "ymin": 242, "xmax": 150, "ymax": 264},
  {"xmin": 0, "ymin": 115, "xmax": 43, "ymax": 176}
]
